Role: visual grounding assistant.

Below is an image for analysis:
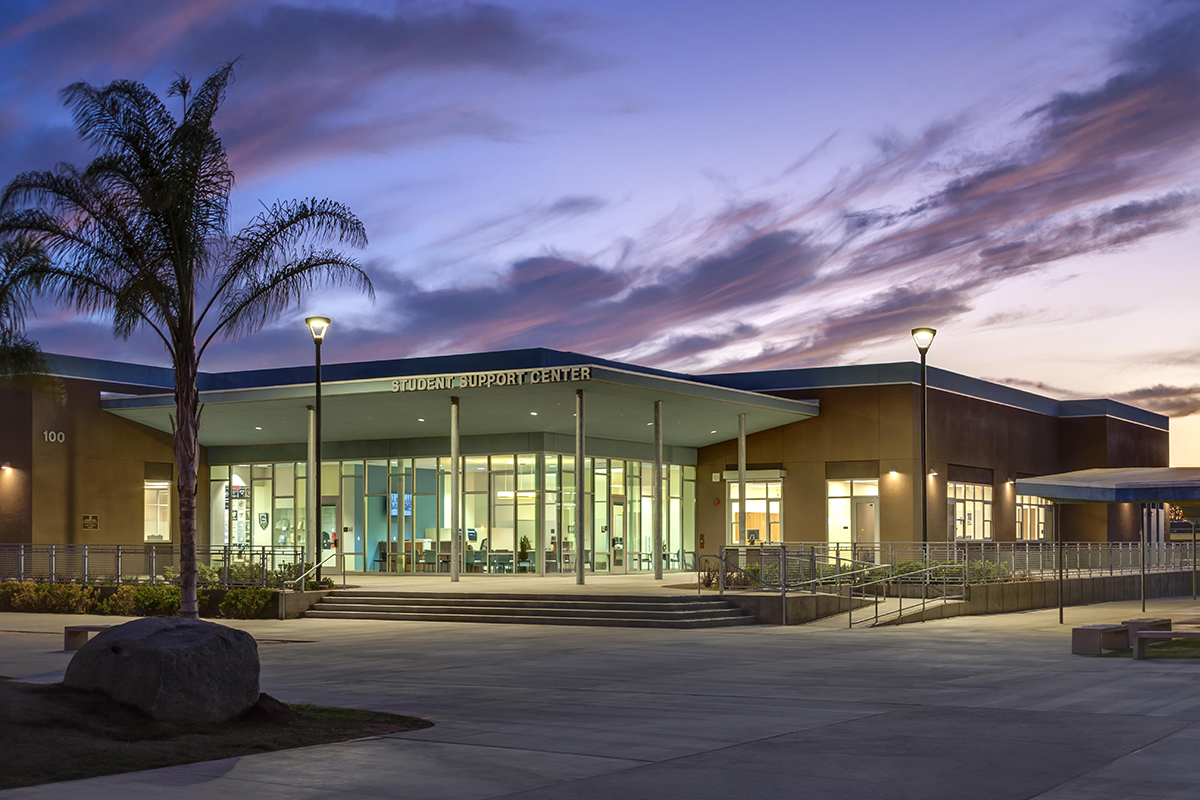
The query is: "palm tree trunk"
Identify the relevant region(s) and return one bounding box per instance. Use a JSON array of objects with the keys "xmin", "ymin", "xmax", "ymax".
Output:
[{"xmin": 174, "ymin": 348, "xmax": 201, "ymax": 619}]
